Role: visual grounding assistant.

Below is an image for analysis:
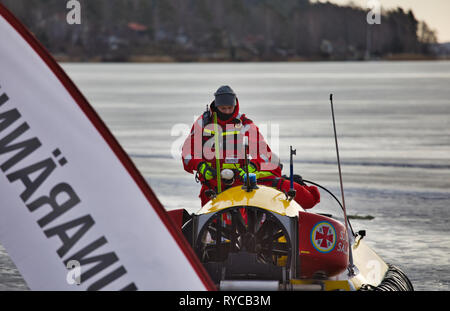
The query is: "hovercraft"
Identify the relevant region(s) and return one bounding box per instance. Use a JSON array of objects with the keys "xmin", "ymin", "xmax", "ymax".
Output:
[
  {"xmin": 169, "ymin": 96, "xmax": 414, "ymax": 291},
  {"xmin": 169, "ymin": 177, "xmax": 414, "ymax": 291}
]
